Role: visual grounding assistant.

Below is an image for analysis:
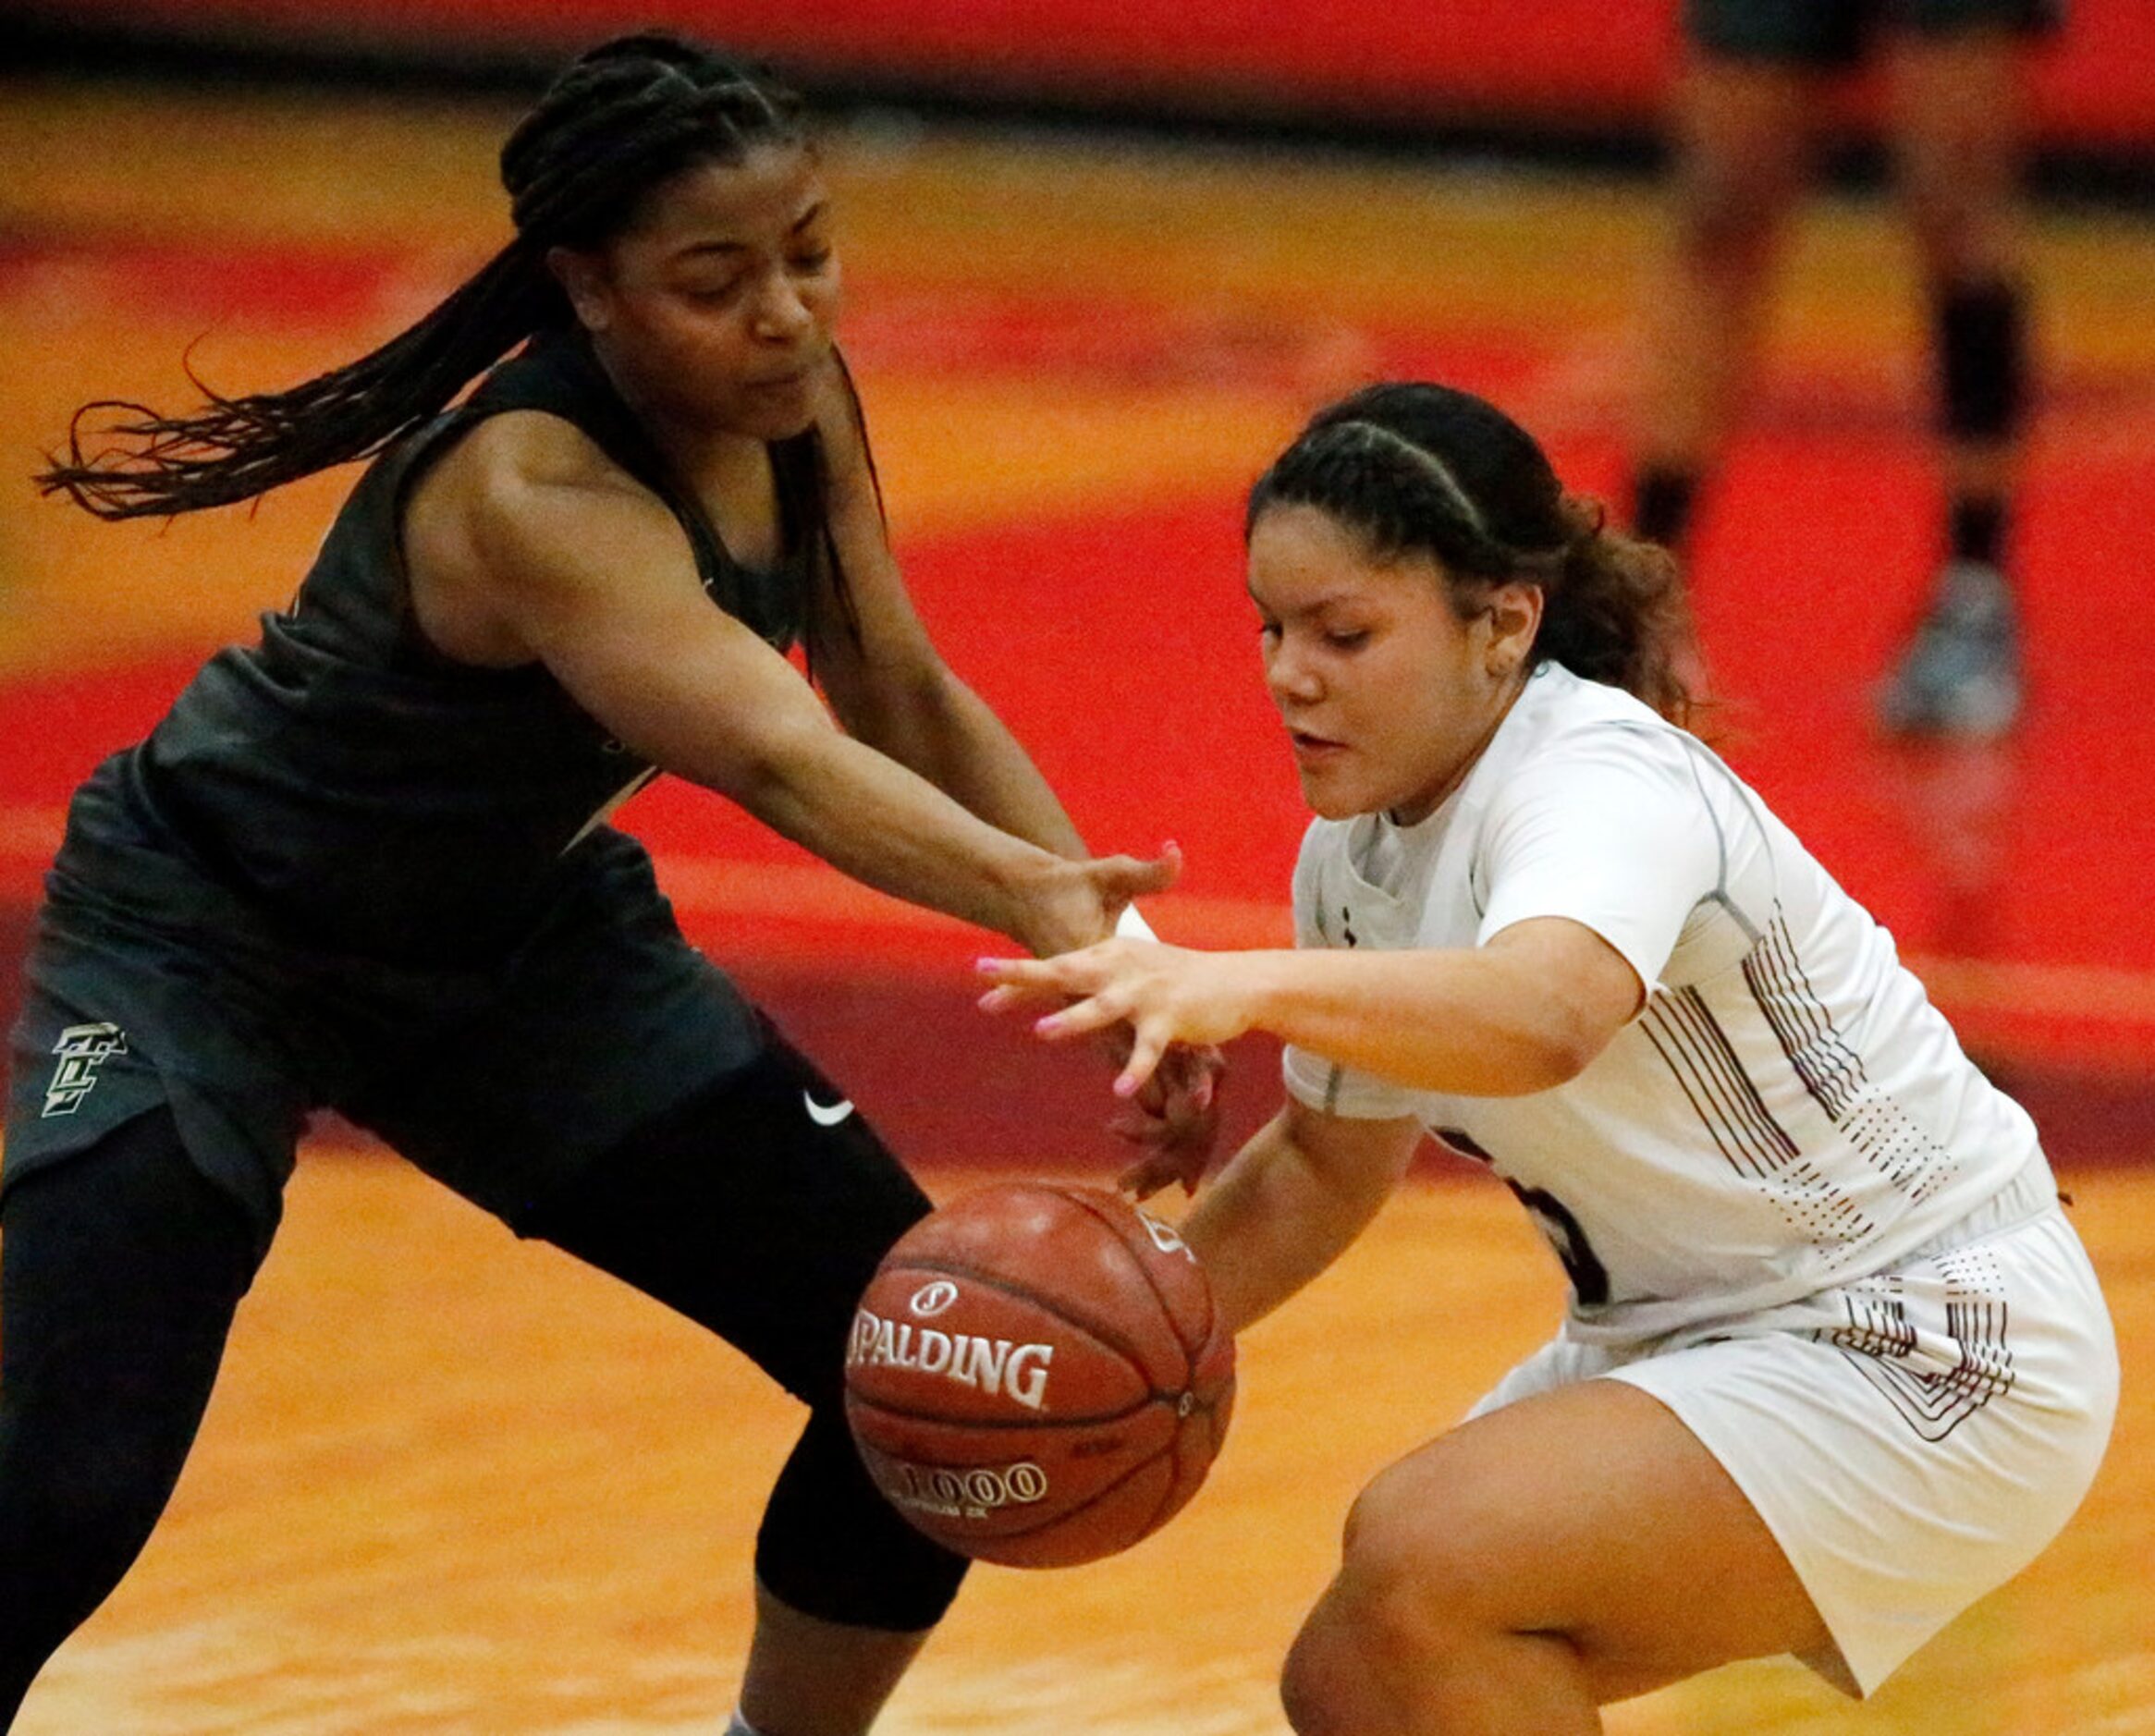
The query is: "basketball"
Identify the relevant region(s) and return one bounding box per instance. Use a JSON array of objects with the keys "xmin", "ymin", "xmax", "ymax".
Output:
[{"xmin": 843, "ymin": 1182, "xmax": 1236, "ymax": 1569}]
